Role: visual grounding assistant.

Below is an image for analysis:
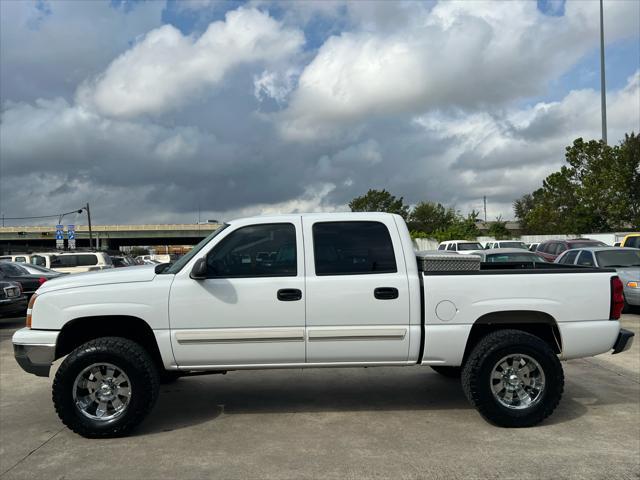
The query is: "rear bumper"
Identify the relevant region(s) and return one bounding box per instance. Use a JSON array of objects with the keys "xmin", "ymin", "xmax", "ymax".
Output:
[
  {"xmin": 0, "ymin": 296, "xmax": 27, "ymax": 318},
  {"xmin": 12, "ymin": 328, "xmax": 59, "ymax": 377},
  {"xmin": 612, "ymin": 328, "xmax": 635, "ymax": 354}
]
